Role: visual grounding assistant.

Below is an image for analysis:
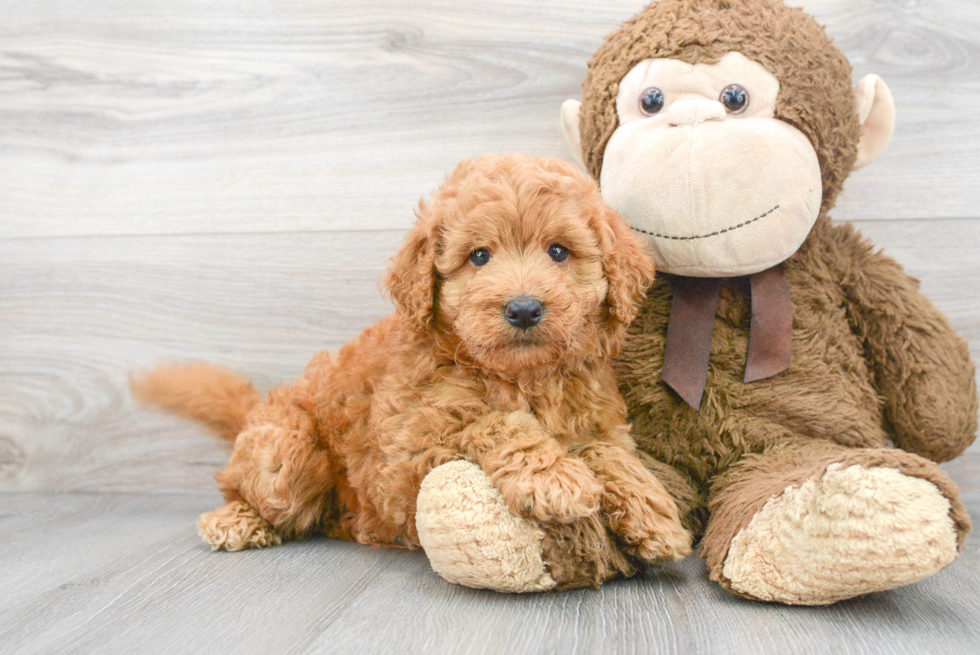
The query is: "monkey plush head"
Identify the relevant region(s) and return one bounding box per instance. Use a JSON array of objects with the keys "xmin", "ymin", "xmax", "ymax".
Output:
[{"xmin": 561, "ymin": 0, "xmax": 895, "ymax": 278}]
